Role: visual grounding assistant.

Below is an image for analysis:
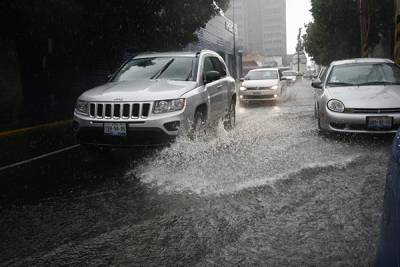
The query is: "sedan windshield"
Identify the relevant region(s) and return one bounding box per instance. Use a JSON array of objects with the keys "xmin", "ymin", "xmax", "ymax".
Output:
[
  {"xmin": 327, "ymin": 63, "xmax": 400, "ymax": 86},
  {"xmin": 246, "ymin": 70, "xmax": 279, "ymax": 80},
  {"xmin": 113, "ymin": 57, "xmax": 195, "ymax": 82}
]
